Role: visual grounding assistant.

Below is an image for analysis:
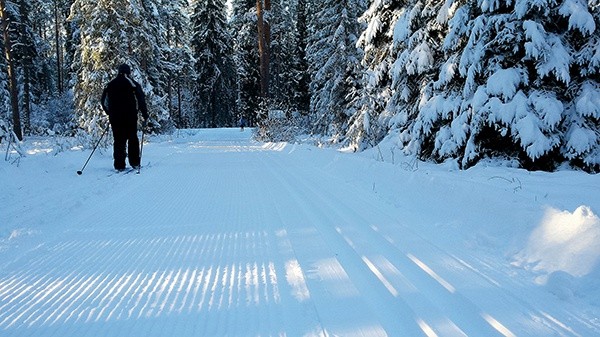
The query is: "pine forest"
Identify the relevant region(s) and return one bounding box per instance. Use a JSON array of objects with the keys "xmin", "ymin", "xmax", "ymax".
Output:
[{"xmin": 1, "ymin": 0, "xmax": 599, "ymax": 172}]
